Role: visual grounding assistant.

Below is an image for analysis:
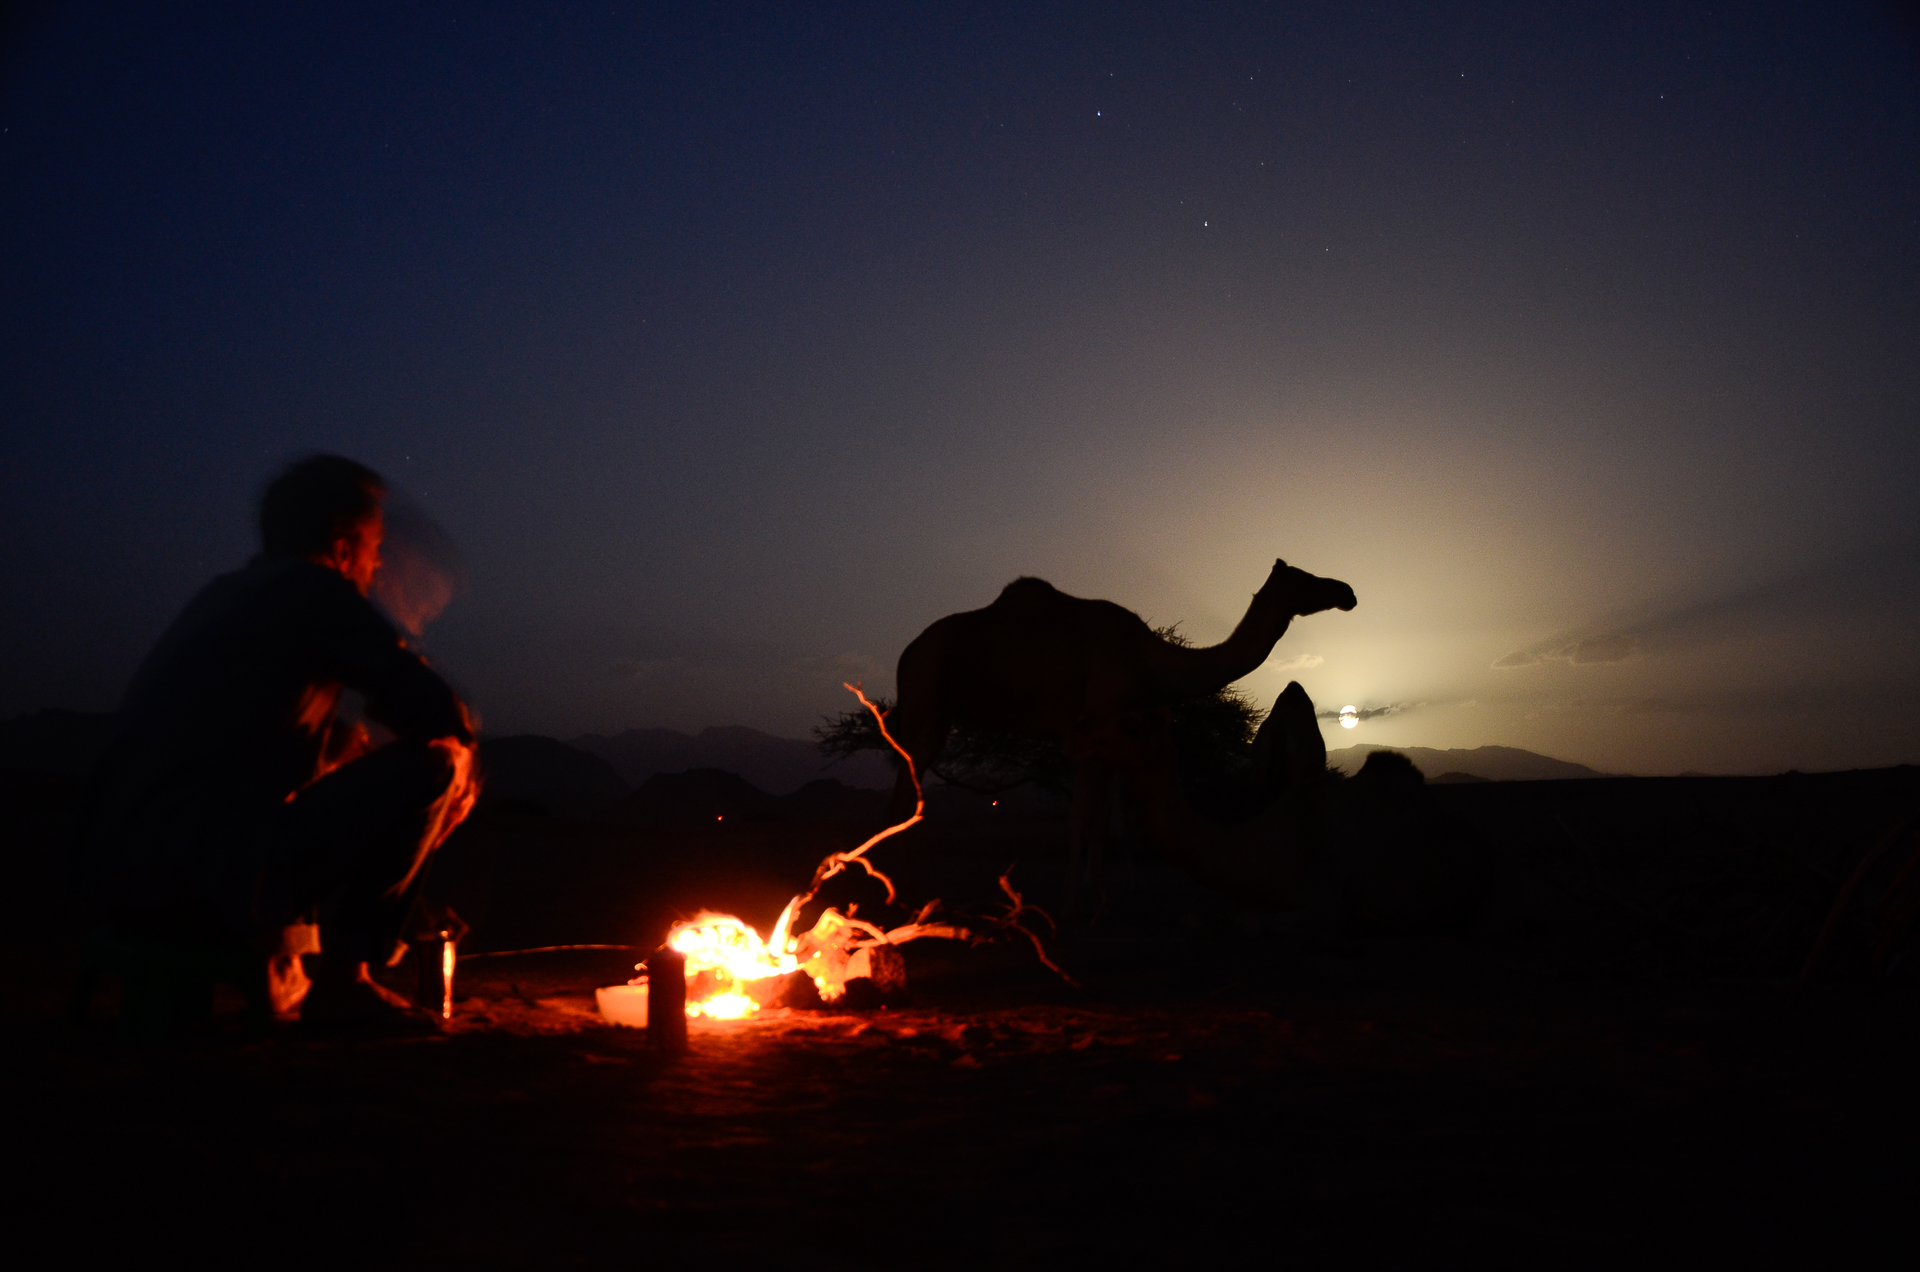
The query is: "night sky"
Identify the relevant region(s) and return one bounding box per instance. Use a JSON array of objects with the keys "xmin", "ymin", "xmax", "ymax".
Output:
[{"xmin": 3, "ymin": 2, "xmax": 1916, "ymax": 776}]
